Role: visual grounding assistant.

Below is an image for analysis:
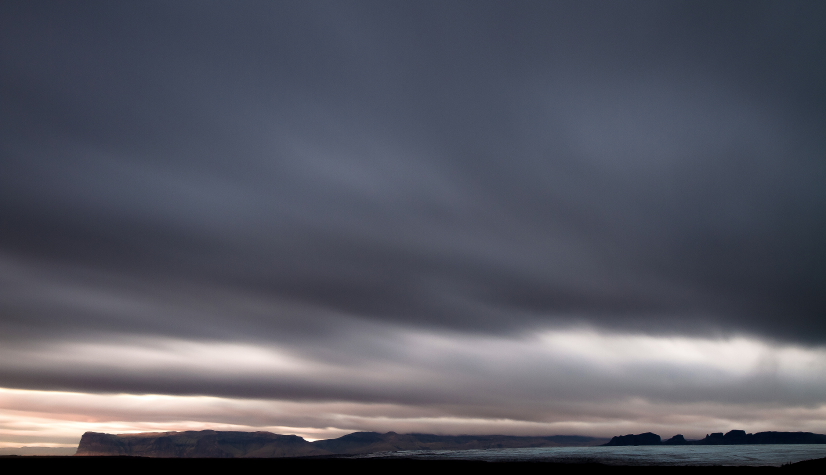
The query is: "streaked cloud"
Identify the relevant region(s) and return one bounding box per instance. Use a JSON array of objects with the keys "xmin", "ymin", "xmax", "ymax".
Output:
[
  {"xmin": 2, "ymin": 328, "xmax": 825, "ymax": 445},
  {"xmin": 1, "ymin": 1, "xmax": 825, "ymax": 447}
]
